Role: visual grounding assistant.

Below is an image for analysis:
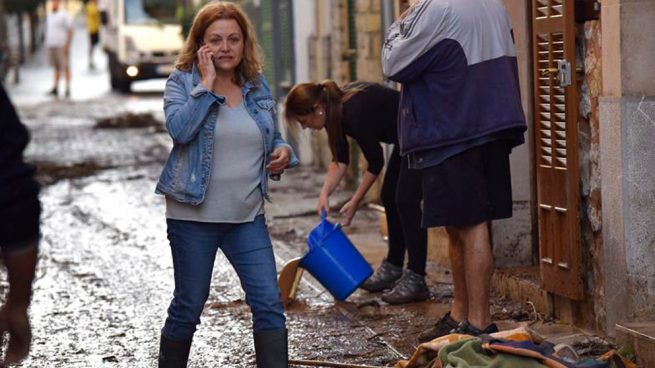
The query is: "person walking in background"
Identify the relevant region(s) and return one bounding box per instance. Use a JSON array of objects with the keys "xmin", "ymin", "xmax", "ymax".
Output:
[
  {"xmin": 45, "ymin": 0, "xmax": 73, "ymax": 97},
  {"xmin": 0, "ymin": 84, "xmax": 41, "ymax": 366},
  {"xmin": 285, "ymin": 81, "xmax": 429, "ymax": 305},
  {"xmin": 155, "ymin": 2, "xmax": 298, "ymax": 367},
  {"xmin": 382, "ymin": 0, "xmax": 527, "ymax": 341},
  {"xmin": 85, "ymin": 0, "xmax": 101, "ymax": 70}
]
